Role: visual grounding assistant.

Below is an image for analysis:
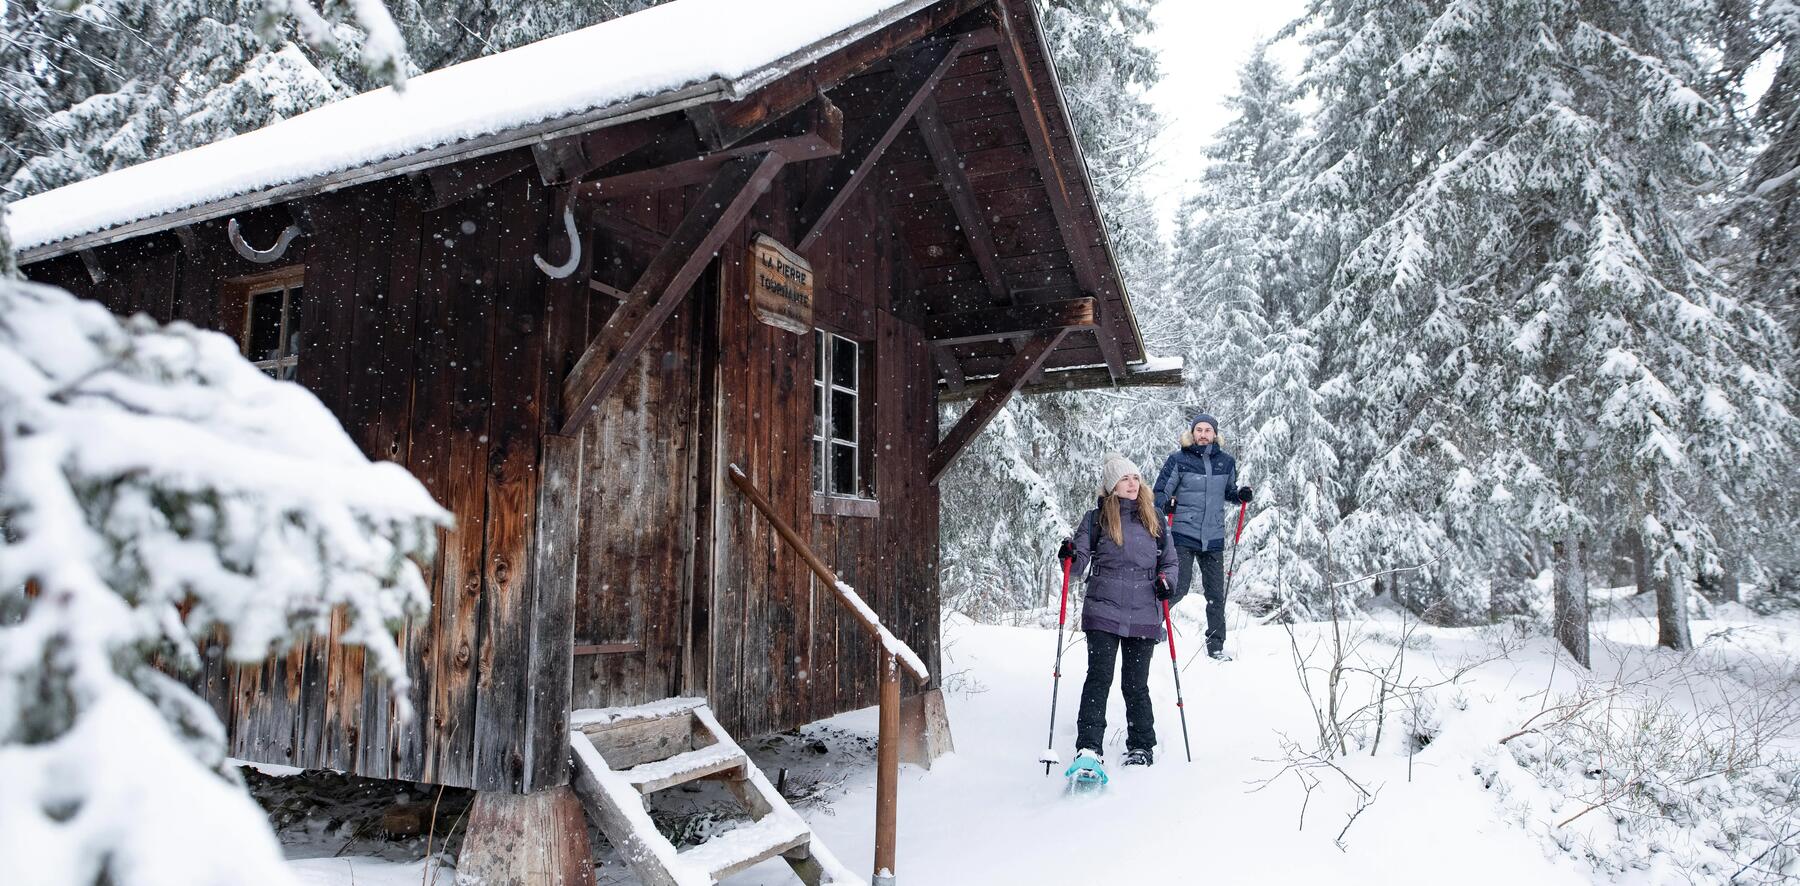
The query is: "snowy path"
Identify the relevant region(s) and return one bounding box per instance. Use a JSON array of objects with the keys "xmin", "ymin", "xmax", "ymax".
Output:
[{"xmin": 727, "ymin": 607, "xmax": 1593, "ymax": 886}]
